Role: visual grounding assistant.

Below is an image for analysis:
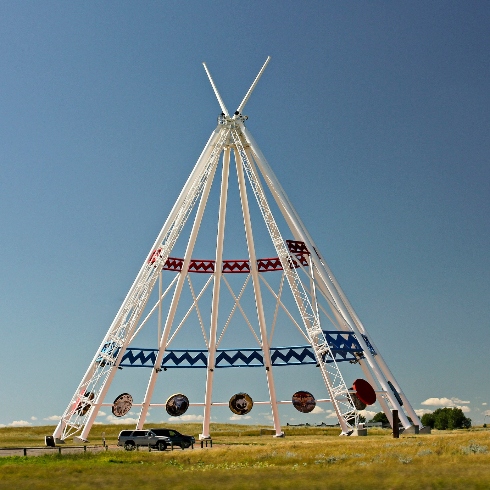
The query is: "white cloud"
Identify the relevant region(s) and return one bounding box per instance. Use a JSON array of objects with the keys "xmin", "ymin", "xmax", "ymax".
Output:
[
  {"xmin": 311, "ymin": 406, "xmax": 324, "ymax": 414},
  {"xmin": 44, "ymin": 415, "xmax": 62, "ymax": 421},
  {"xmin": 452, "ymin": 398, "xmax": 470, "ymax": 405},
  {"xmin": 97, "ymin": 411, "xmax": 106, "ymax": 417},
  {"xmin": 415, "ymin": 408, "xmax": 432, "ymax": 417},
  {"xmin": 483, "ymin": 403, "xmax": 488, "ymax": 406},
  {"xmin": 483, "ymin": 410, "xmax": 490, "ymax": 416},
  {"xmin": 420, "ymin": 397, "xmax": 470, "ymax": 413},
  {"xmin": 359, "ymin": 410, "xmax": 377, "ymax": 420},
  {"xmin": 0, "ymin": 424, "xmax": 5, "ymax": 428},
  {"xmin": 229, "ymin": 415, "xmax": 251, "ymax": 421},
  {"xmin": 323, "ymin": 410, "xmax": 338, "ymax": 419},
  {"xmin": 421, "ymin": 397, "xmax": 454, "ymax": 406},
  {"xmin": 30, "ymin": 416, "xmax": 37, "ymax": 421},
  {"xmin": 421, "ymin": 397, "xmax": 469, "ymax": 407},
  {"xmin": 9, "ymin": 420, "xmax": 32, "ymax": 427},
  {"xmin": 170, "ymin": 414, "xmax": 204, "ymax": 422}
]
